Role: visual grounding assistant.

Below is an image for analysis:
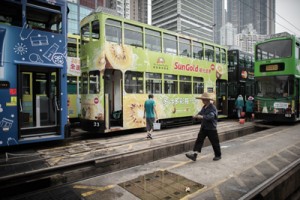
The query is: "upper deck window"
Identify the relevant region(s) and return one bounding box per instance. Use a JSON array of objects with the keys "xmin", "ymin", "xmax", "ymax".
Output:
[
  {"xmin": 215, "ymin": 47, "xmax": 220, "ymax": 63},
  {"xmin": 27, "ymin": 0, "xmax": 62, "ymax": 33},
  {"xmin": 81, "ymin": 24, "xmax": 90, "ymax": 45},
  {"xmin": 256, "ymin": 39, "xmax": 292, "ymax": 61},
  {"xmin": 145, "ymin": 29, "xmax": 161, "ymax": 52},
  {"xmin": 205, "ymin": 44, "xmax": 214, "ymax": 62},
  {"xmin": 124, "ymin": 23, "xmax": 143, "ymax": 48},
  {"xmin": 67, "ymin": 41, "xmax": 77, "ymax": 57},
  {"xmin": 163, "ymin": 34, "xmax": 177, "ymax": 55},
  {"xmin": 193, "ymin": 41, "xmax": 203, "ymax": 60},
  {"xmin": 179, "ymin": 38, "xmax": 191, "ymax": 57},
  {"xmin": 221, "ymin": 49, "xmax": 226, "ymax": 64},
  {"xmin": 105, "ymin": 19, "xmax": 122, "ymax": 44},
  {"xmin": 91, "ymin": 20, "xmax": 100, "ymax": 40},
  {"xmin": 0, "ymin": 1, "xmax": 22, "ymax": 26}
]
